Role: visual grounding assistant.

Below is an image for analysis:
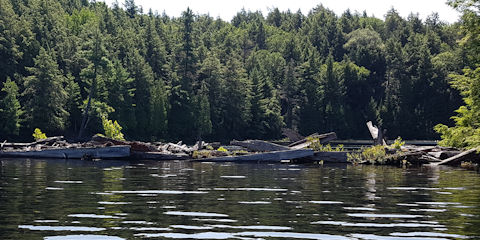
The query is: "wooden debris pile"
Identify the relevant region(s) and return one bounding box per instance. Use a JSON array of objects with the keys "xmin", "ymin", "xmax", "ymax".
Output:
[
  {"xmin": 192, "ymin": 132, "xmax": 339, "ymax": 163},
  {"xmin": 1, "ymin": 124, "xmax": 478, "ymax": 167},
  {"xmin": 378, "ymin": 145, "xmax": 479, "ymax": 166},
  {"xmin": 362, "ymin": 121, "xmax": 480, "ymax": 167}
]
